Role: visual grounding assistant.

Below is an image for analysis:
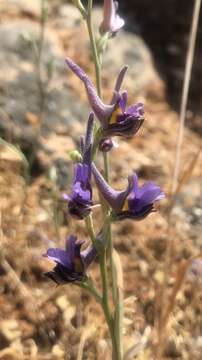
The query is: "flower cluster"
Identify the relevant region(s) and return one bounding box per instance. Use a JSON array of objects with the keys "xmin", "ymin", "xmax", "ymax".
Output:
[
  {"xmin": 44, "ymin": 0, "xmax": 164, "ymax": 286},
  {"xmin": 44, "ymin": 58, "xmax": 164, "ymax": 284}
]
